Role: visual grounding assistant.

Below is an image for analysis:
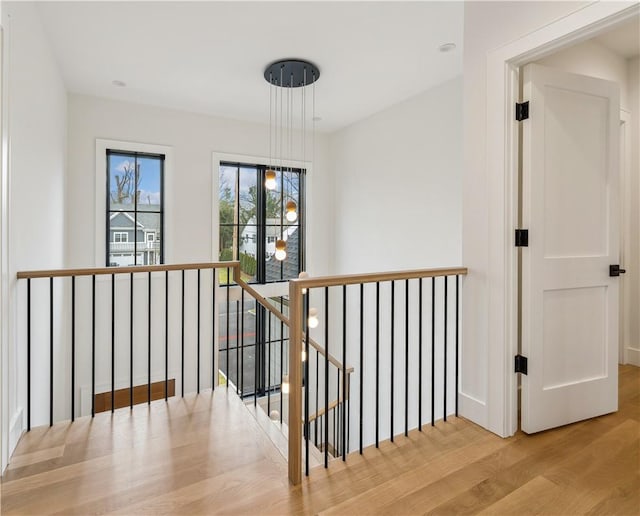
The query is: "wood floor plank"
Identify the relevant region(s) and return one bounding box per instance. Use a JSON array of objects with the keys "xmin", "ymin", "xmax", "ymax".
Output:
[
  {"xmin": 478, "ymin": 476, "xmax": 599, "ymax": 516},
  {"xmin": 542, "ymin": 419, "xmax": 640, "ymax": 493},
  {"xmin": 319, "ymin": 436, "xmax": 513, "ymax": 515},
  {"xmin": 477, "ymin": 420, "xmax": 640, "ymax": 515},
  {"xmin": 268, "ymin": 421, "xmax": 495, "ymax": 515},
  {"xmin": 6, "ymin": 445, "xmax": 65, "ymax": 470},
  {"xmin": 102, "ymin": 458, "xmax": 287, "ymax": 516},
  {"xmin": 585, "ymin": 472, "xmax": 640, "ymax": 516},
  {"xmin": 425, "ymin": 412, "xmax": 636, "ymax": 514},
  {"xmin": 1, "ymin": 365, "xmax": 637, "ymax": 515}
]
